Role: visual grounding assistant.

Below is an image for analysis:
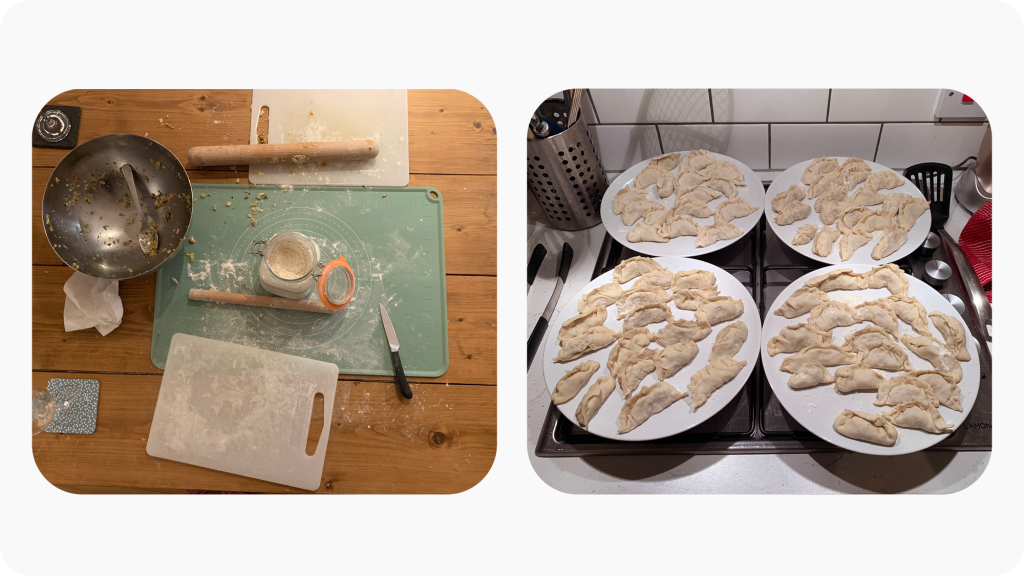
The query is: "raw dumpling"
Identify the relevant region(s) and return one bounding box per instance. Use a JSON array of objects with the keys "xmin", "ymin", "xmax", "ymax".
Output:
[
  {"xmin": 635, "ymin": 164, "xmax": 674, "ymax": 197},
  {"xmin": 613, "ymin": 257, "xmax": 666, "ymax": 284},
  {"xmin": 709, "ymin": 321, "xmax": 747, "ymax": 362},
  {"xmin": 654, "ymin": 340, "xmax": 699, "ymax": 379},
  {"xmin": 672, "ymin": 197, "xmax": 713, "ymax": 218},
  {"xmin": 902, "ymin": 333, "xmax": 963, "ymax": 383},
  {"xmin": 836, "ymin": 206, "xmax": 873, "ymax": 235},
  {"xmin": 910, "ymin": 370, "xmax": 963, "ymax": 412},
  {"xmin": 772, "ymin": 184, "xmax": 807, "ymax": 213},
  {"xmin": 812, "ymin": 176, "xmax": 849, "ymax": 210},
  {"xmin": 618, "ymin": 381, "xmax": 687, "ymax": 434},
  {"xmin": 805, "ymin": 268, "xmax": 864, "ymax": 292},
  {"xmin": 553, "ymin": 326, "xmax": 619, "ymax": 363},
  {"xmin": 714, "ymin": 197, "xmax": 758, "ymax": 223},
  {"xmin": 792, "ymin": 224, "xmax": 819, "ymax": 246},
  {"xmin": 874, "ymin": 374, "xmax": 940, "ymax": 408},
  {"xmin": 846, "ymin": 186, "xmax": 885, "ymax": 208},
  {"xmin": 839, "ymin": 232, "xmax": 872, "ymax": 261},
  {"xmin": 779, "ymin": 344, "xmax": 855, "ymax": 373},
  {"xmin": 660, "ymin": 214, "xmax": 700, "ymax": 238},
  {"xmin": 896, "ymin": 197, "xmax": 930, "ymax": 230},
  {"xmin": 695, "ymin": 221, "xmax": 743, "ymax": 248},
  {"xmin": 688, "ymin": 357, "xmax": 747, "ymax": 408},
  {"xmin": 615, "ymin": 288, "xmax": 671, "ymax": 320},
  {"xmin": 575, "ymin": 375, "xmax": 616, "ymax": 428},
  {"xmin": 843, "ymin": 168, "xmax": 871, "ymax": 188},
  {"xmin": 857, "ymin": 340, "xmax": 912, "ymax": 372},
  {"xmin": 835, "ymin": 365, "xmax": 887, "ymax": 394},
  {"xmin": 819, "ymin": 200, "xmax": 849, "ymax": 226},
  {"xmin": 882, "ymin": 192, "xmax": 913, "ymax": 215},
  {"xmin": 672, "ymin": 286, "xmax": 721, "ymax": 311},
  {"xmin": 676, "ymin": 169, "xmax": 706, "ymax": 194},
  {"xmin": 613, "ymin": 186, "xmax": 649, "ymax": 215},
  {"xmin": 841, "ymin": 325, "xmax": 894, "ymax": 354},
  {"xmin": 855, "ymin": 210, "xmax": 896, "ymax": 235},
  {"xmin": 812, "ymin": 226, "xmax": 842, "ymax": 257},
  {"xmin": 622, "ymin": 302, "xmax": 672, "ymax": 331},
  {"xmin": 840, "ymin": 158, "xmax": 871, "ymax": 178},
  {"xmin": 833, "ymin": 409, "xmax": 898, "ymax": 446},
  {"xmin": 864, "ymin": 171, "xmax": 905, "ymax": 191},
  {"xmin": 551, "ymin": 360, "xmax": 600, "ymax": 405},
  {"xmin": 807, "ymin": 300, "xmax": 858, "ymax": 332},
  {"xmin": 680, "ymin": 149, "xmax": 717, "ymax": 171},
  {"xmin": 577, "ymin": 282, "xmax": 624, "ymax": 312},
  {"xmin": 655, "ymin": 318, "xmax": 712, "ymax": 347},
  {"xmin": 678, "ymin": 186, "xmax": 723, "ymax": 204},
  {"xmin": 774, "ymin": 201, "xmax": 812, "ymax": 226},
  {"xmin": 767, "ymin": 323, "xmax": 832, "ymax": 356},
  {"xmin": 929, "ymin": 311, "xmax": 972, "ymax": 361},
  {"xmin": 699, "ymin": 161, "xmax": 746, "ymax": 186},
  {"xmin": 627, "ymin": 221, "xmax": 669, "ymax": 243},
  {"xmin": 802, "ymin": 157, "xmax": 839, "ymax": 186},
  {"xmin": 883, "ymin": 400, "xmax": 952, "ymax": 434},
  {"xmin": 889, "ymin": 295, "xmax": 931, "ymax": 335},
  {"xmin": 606, "ymin": 327, "xmax": 654, "ymax": 377},
  {"xmin": 862, "ymin": 263, "xmax": 910, "ymax": 296},
  {"xmin": 650, "ymin": 152, "xmax": 681, "ymax": 172},
  {"xmin": 558, "ymin": 306, "xmax": 609, "ymax": 343},
  {"xmin": 628, "ymin": 270, "xmax": 675, "ymax": 291},
  {"xmin": 705, "ymin": 178, "xmax": 737, "ymax": 199},
  {"xmin": 788, "ymin": 361, "xmax": 836, "ymax": 390},
  {"xmin": 773, "ymin": 287, "xmax": 830, "ymax": 318},
  {"xmin": 621, "ymin": 198, "xmax": 664, "ymax": 226},
  {"xmin": 694, "ymin": 296, "xmax": 744, "ymax": 326},
  {"xmin": 616, "ymin": 347, "xmax": 657, "ymax": 398},
  {"xmin": 671, "ymin": 269, "xmax": 717, "ymax": 292},
  {"xmin": 643, "ymin": 207, "xmax": 670, "ymax": 227}
]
